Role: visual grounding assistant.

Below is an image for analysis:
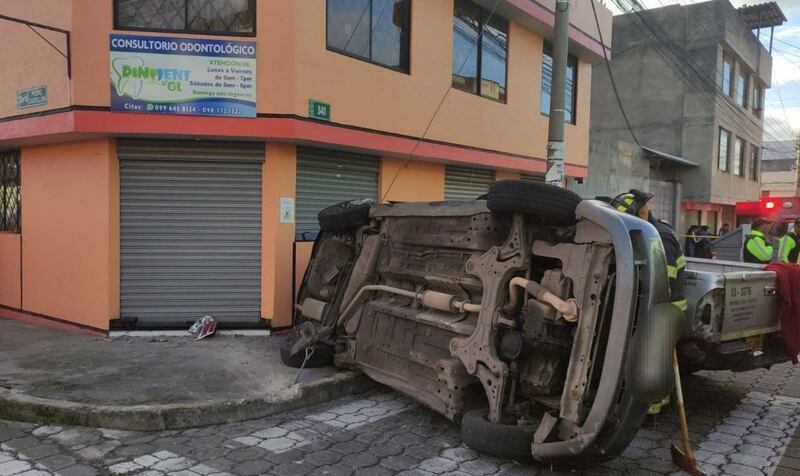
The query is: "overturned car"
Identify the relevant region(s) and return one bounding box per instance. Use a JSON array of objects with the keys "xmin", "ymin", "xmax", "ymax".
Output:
[{"xmin": 283, "ymin": 180, "xmax": 681, "ymax": 464}]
